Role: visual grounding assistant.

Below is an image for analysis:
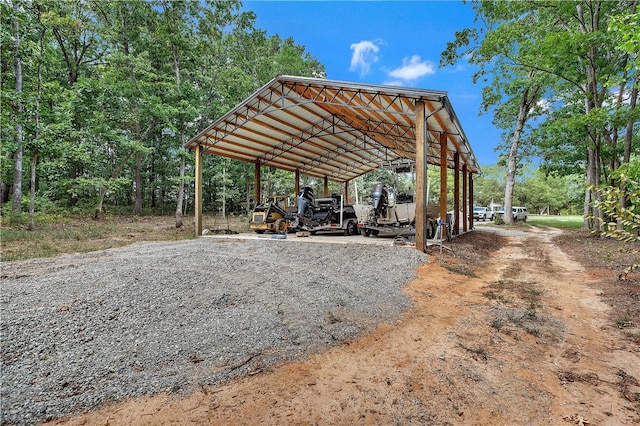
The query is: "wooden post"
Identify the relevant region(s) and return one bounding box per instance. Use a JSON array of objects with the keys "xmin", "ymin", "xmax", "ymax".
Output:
[
  {"xmin": 295, "ymin": 168, "xmax": 300, "ymax": 198},
  {"xmin": 415, "ymin": 101, "xmax": 427, "ymax": 252},
  {"xmin": 468, "ymin": 171, "xmax": 474, "ymax": 230},
  {"xmin": 344, "ymin": 181, "xmax": 350, "ymax": 204},
  {"xmin": 254, "ymin": 159, "xmax": 261, "ymax": 205},
  {"xmin": 439, "ymin": 133, "xmax": 448, "ymax": 239},
  {"xmin": 462, "ymin": 164, "xmax": 468, "ymax": 233},
  {"xmin": 453, "ymin": 152, "xmax": 460, "ymax": 236},
  {"xmin": 323, "ymin": 176, "xmax": 329, "ymax": 197},
  {"xmin": 194, "ymin": 144, "xmax": 203, "ymax": 237}
]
